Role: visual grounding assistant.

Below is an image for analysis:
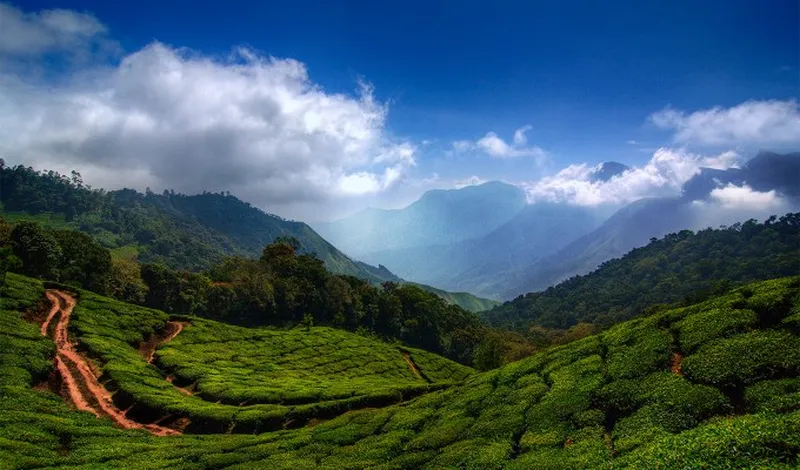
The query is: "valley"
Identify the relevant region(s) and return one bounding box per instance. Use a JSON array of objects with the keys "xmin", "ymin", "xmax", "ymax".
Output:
[{"xmin": 2, "ymin": 2, "xmax": 798, "ymax": 467}]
